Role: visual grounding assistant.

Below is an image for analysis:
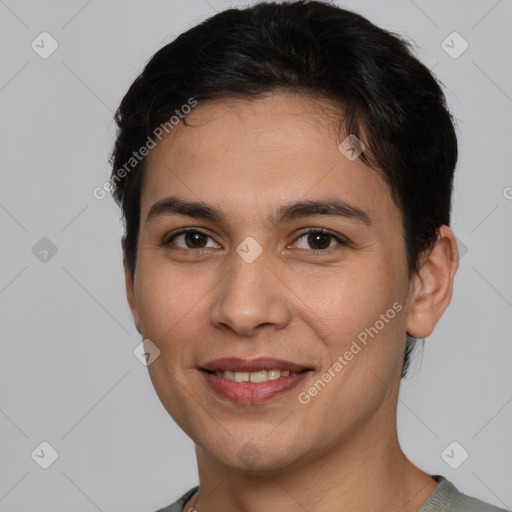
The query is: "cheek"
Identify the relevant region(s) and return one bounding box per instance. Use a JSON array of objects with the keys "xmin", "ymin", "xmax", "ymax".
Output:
[
  {"xmin": 298, "ymin": 291, "xmax": 407, "ymax": 434},
  {"xmin": 295, "ymin": 263, "xmax": 408, "ymax": 416},
  {"xmin": 134, "ymin": 263, "xmax": 211, "ymax": 350},
  {"xmin": 297, "ymin": 263, "xmax": 405, "ymax": 346}
]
